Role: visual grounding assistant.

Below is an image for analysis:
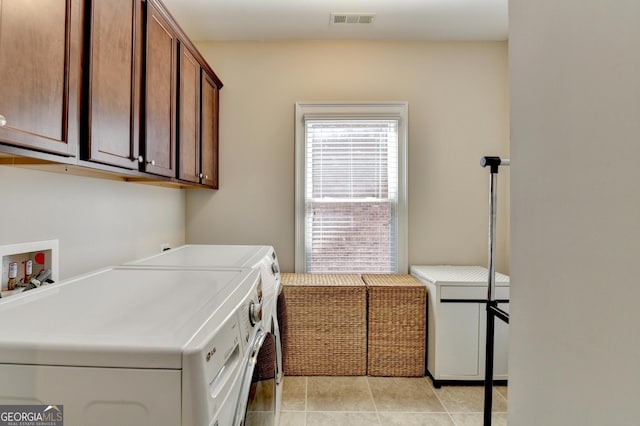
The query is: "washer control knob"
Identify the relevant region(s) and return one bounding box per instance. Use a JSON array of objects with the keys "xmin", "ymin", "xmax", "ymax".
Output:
[
  {"xmin": 256, "ymin": 278, "xmax": 263, "ymax": 303},
  {"xmin": 249, "ymin": 302, "xmax": 262, "ymax": 326}
]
